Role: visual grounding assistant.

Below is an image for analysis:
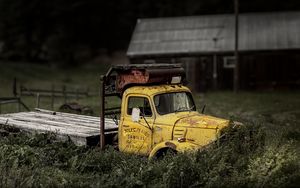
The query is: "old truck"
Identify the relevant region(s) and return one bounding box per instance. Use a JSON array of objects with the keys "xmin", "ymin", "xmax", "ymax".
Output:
[
  {"xmin": 0, "ymin": 64, "xmax": 231, "ymax": 157},
  {"xmin": 99, "ymin": 64, "xmax": 230, "ymax": 157}
]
